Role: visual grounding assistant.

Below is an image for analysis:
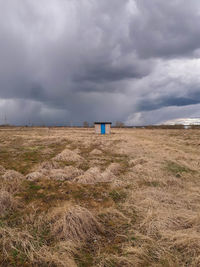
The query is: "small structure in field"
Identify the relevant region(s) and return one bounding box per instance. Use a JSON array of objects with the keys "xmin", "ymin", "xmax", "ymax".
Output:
[{"xmin": 94, "ymin": 122, "xmax": 112, "ymax": 134}]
